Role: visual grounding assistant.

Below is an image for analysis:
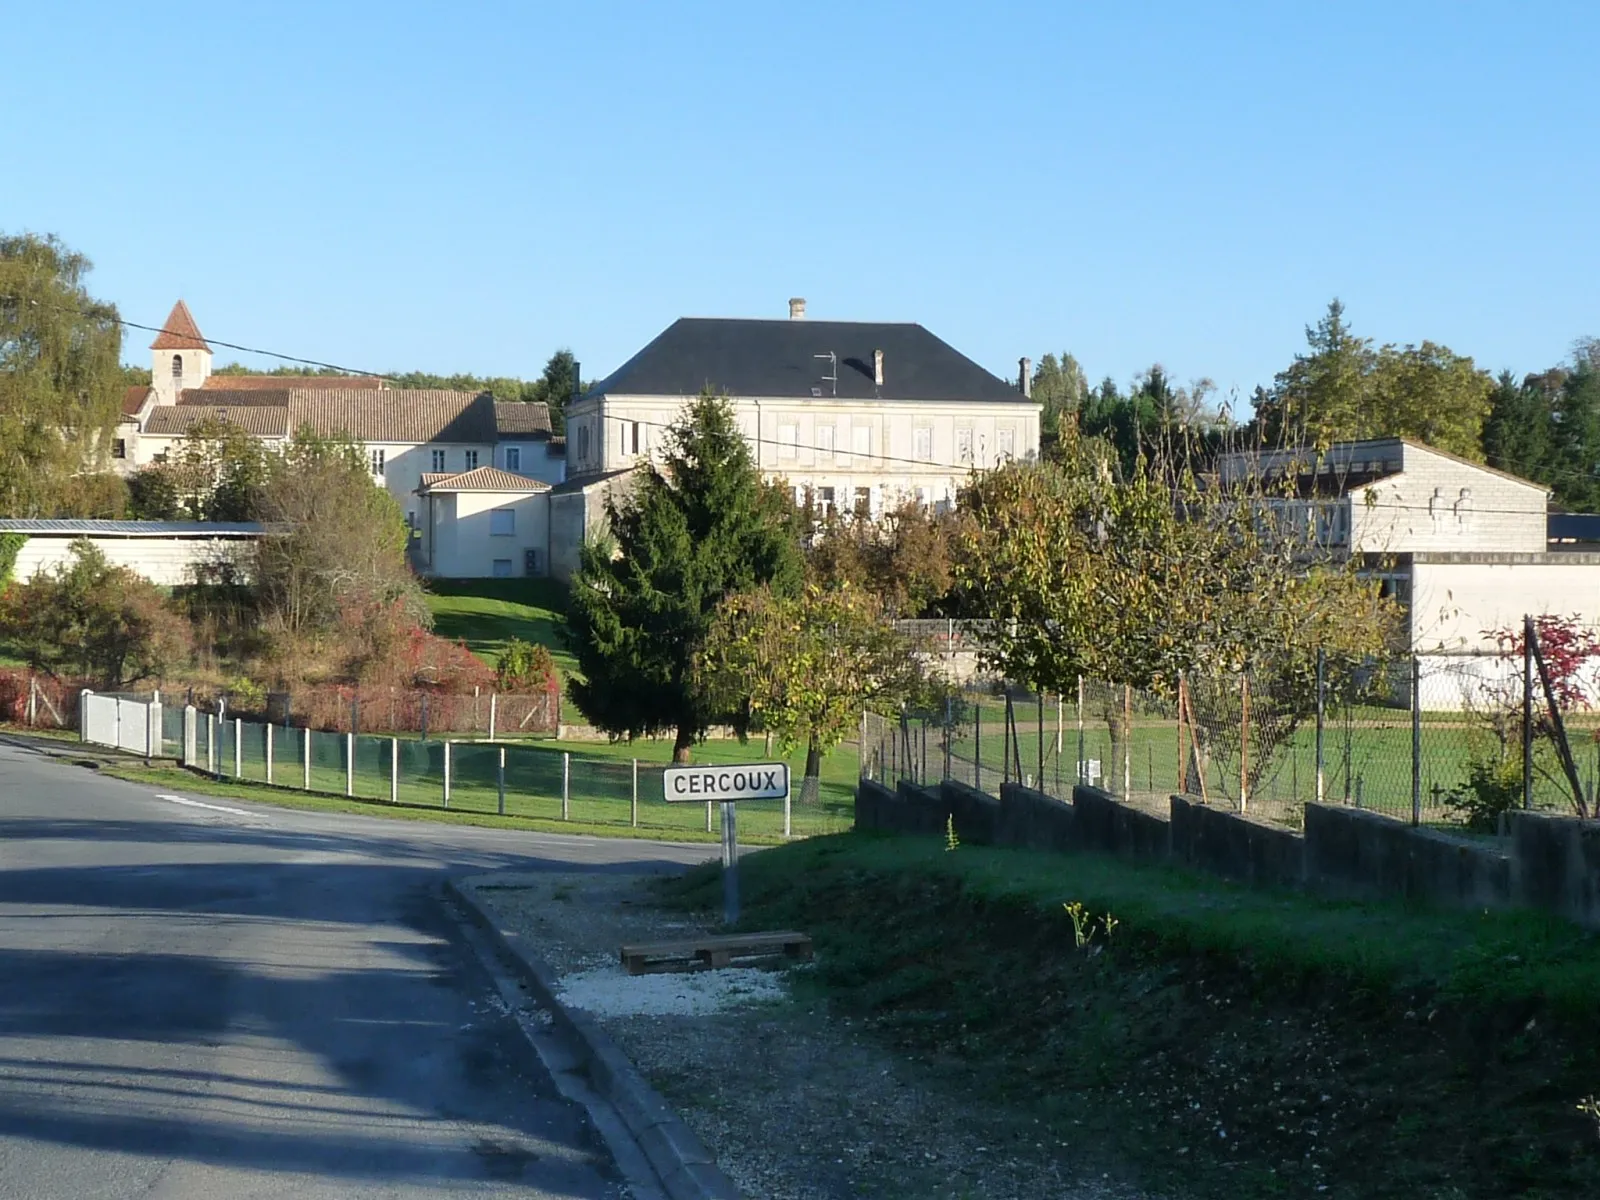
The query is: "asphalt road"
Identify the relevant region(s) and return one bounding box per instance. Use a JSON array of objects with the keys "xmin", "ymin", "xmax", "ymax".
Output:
[{"xmin": 0, "ymin": 741, "xmax": 715, "ymax": 1199}]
